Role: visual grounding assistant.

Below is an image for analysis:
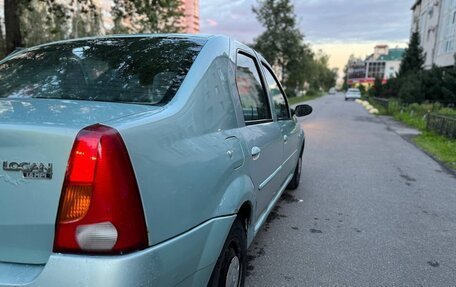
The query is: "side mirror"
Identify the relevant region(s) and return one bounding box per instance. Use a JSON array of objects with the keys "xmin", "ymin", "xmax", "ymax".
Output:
[{"xmin": 295, "ymin": 104, "xmax": 313, "ymax": 117}]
